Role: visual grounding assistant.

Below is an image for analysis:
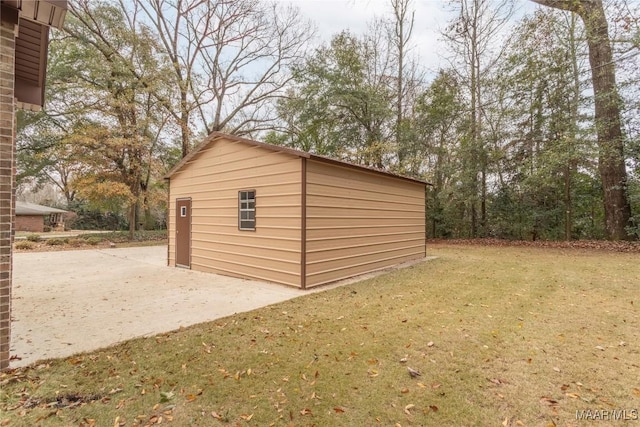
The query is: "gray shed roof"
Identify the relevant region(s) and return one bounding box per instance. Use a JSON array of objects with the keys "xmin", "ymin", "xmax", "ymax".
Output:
[{"xmin": 15, "ymin": 201, "xmax": 68, "ymax": 215}]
